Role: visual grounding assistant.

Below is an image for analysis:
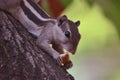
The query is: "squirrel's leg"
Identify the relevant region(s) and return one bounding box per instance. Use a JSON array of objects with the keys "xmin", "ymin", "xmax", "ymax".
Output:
[
  {"xmin": 36, "ymin": 28, "xmax": 63, "ymax": 66},
  {"xmin": 36, "ymin": 40, "xmax": 63, "ymax": 65}
]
